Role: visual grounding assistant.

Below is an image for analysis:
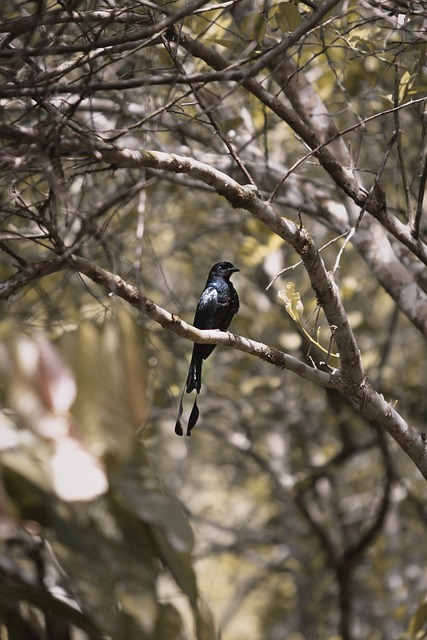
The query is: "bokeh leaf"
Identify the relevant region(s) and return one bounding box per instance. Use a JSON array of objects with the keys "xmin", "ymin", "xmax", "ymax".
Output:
[
  {"xmin": 274, "ymin": 2, "xmax": 302, "ymax": 33},
  {"xmin": 240, "ymin": 13, "xmax": 267, "ymax": 43},
  {"xmin": 408, "ymin": 600, "xmax": 427, "ymax": 638}
]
